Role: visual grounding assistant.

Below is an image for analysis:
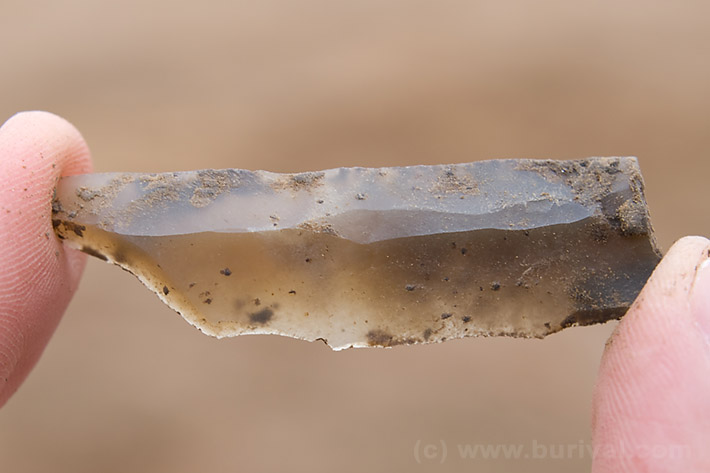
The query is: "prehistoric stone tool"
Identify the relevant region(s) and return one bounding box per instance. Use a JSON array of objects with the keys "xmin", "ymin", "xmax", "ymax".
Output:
[{"xmin": 52, "ymin": 157, "xmax": 661, "ymax": 350}]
